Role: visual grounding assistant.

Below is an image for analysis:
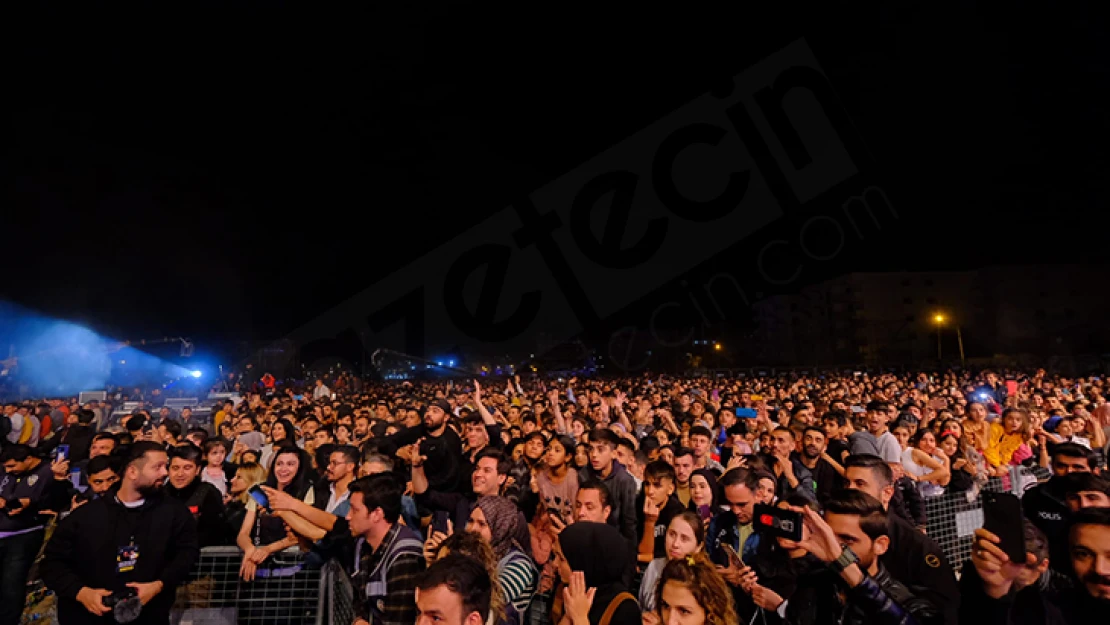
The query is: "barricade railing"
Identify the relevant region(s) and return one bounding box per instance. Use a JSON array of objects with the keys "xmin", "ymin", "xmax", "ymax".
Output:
[
  {"xmin": 923, "ymin": 465, "xmax": 1051, "ymax": 574},
  {"xmin": 171, "ymin": 547, "xmax": 326, "ymax": 625}
]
